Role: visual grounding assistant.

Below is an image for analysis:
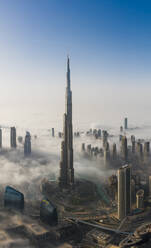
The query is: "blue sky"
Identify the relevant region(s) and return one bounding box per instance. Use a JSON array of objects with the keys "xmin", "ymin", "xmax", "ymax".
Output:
[
  {"xmin": 0, "ymin": 0, "xmax": 151, "ymax": 128},
  {"xmin": 1, "ymin": 0, "xmax": 151, "ymax": 80}
]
